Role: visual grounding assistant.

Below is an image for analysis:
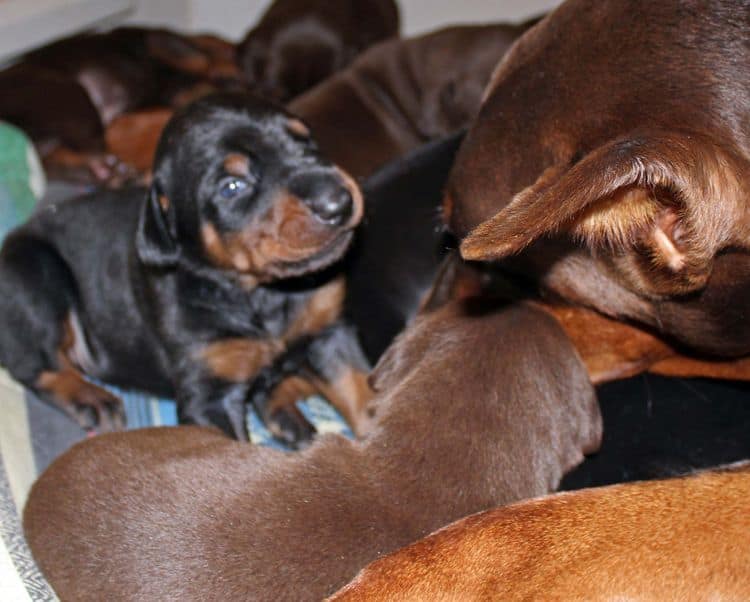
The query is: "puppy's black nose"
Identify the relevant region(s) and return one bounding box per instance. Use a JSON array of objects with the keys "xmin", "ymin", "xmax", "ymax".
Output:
[{"xmin": 305, "ymin": 187, "xmax": 353, "ymax": 226}]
